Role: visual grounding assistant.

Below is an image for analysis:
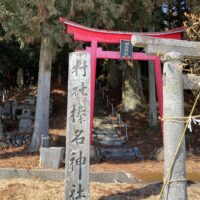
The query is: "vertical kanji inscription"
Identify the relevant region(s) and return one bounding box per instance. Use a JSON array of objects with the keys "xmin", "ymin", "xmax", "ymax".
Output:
[{"xmin": 64, "ymin": 52, "xmax": 91, "ymax": 200}]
